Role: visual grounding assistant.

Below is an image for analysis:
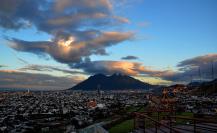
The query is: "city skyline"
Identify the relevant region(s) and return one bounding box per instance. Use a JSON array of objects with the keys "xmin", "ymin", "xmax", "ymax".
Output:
[{"xmin": 0, "ymin": 0, "xmax": 217, "ymax": 89}]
